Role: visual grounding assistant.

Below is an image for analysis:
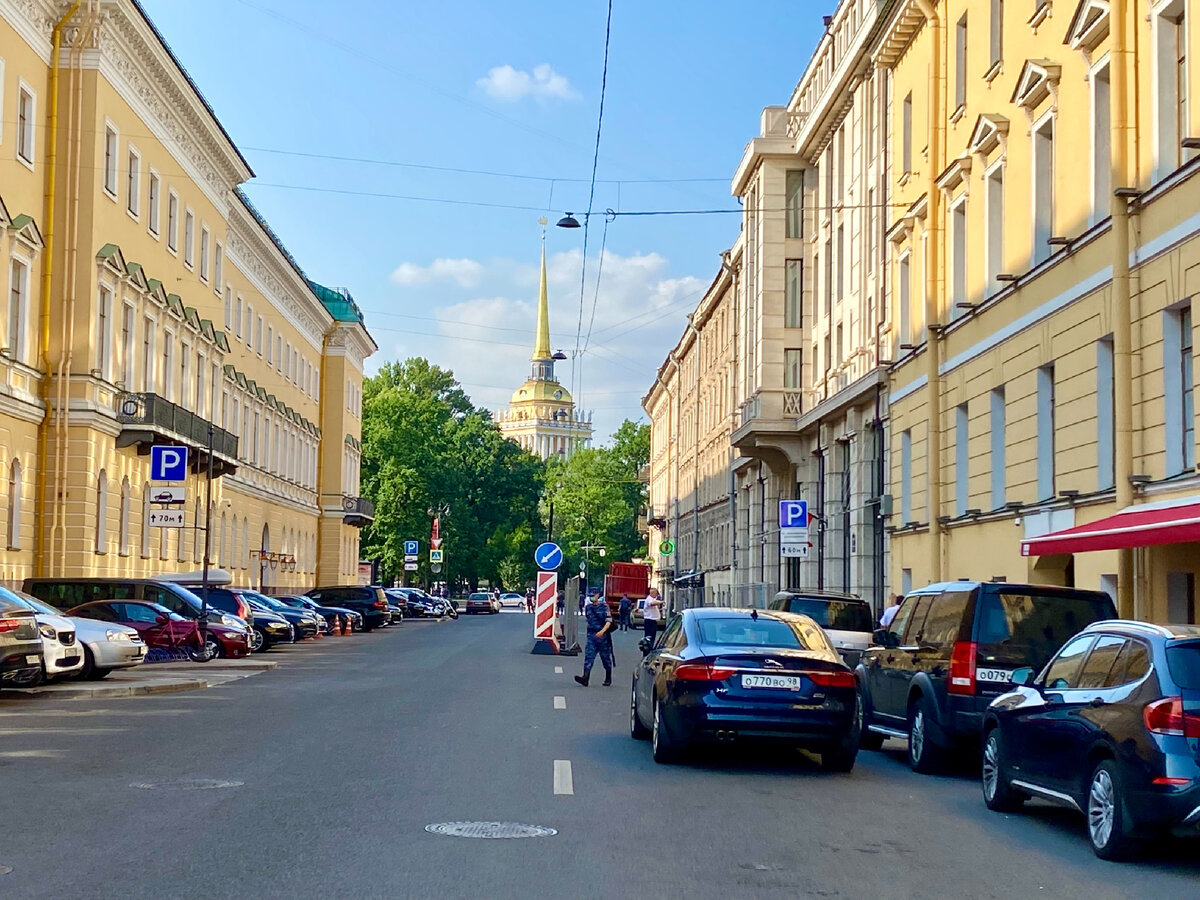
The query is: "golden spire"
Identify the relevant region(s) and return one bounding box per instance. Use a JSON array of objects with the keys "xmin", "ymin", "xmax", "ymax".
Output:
[{"xmin": 531, "ymin": 218, "xmax": 552, "ymax": 361}]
